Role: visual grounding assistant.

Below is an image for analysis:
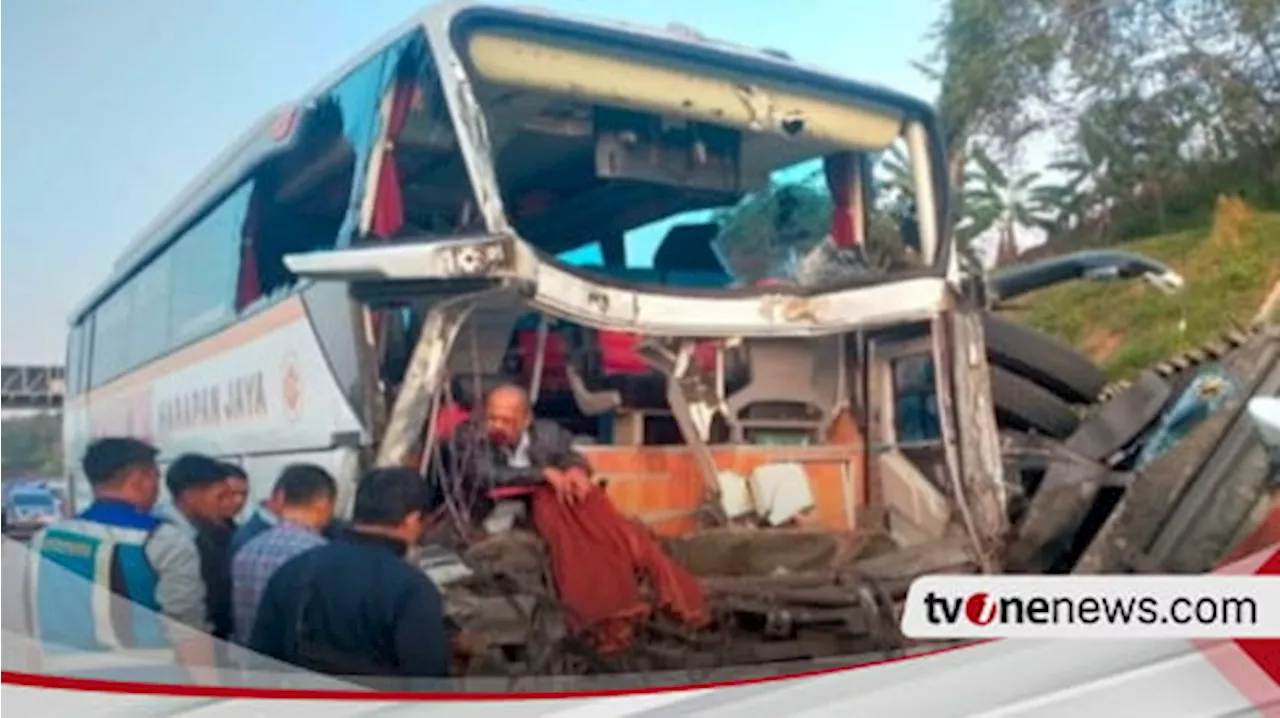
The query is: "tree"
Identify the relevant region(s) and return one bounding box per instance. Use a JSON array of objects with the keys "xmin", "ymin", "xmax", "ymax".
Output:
[
  {"xmin": 923, "ymin": 0, "xmax": 1280, "ymax": 251},
  {"xmin": 1050, "ymin": 0, "xmax": 1280, "ymax": 235},
  {"xmin": 1025, "ymin": 159, "xmax": 1096, "ymax": 236},
  {"xmin": 962, "ymin": 145, "xmax": 1066, "ymax": 264},
  {"xmin": 870, "ymin": 142, "xmax": 1069, "ymax": 266},
  {"xmin": 921, "ymin": 0, "xmax": 1061, "ymax": 188},
  {"xmin": 2, "ymin": 413, "xmax": 63, "ymax": 479}
]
